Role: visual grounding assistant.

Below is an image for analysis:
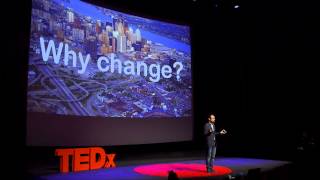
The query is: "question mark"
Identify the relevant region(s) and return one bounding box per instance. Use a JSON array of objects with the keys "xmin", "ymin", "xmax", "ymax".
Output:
[{"xmin": 173, "ymin": 62, "xmax": 183, "ymax": 81}]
